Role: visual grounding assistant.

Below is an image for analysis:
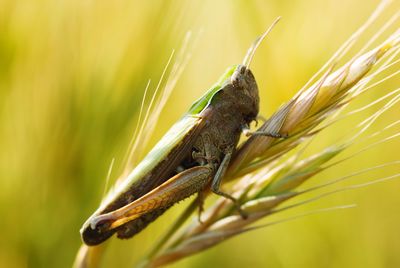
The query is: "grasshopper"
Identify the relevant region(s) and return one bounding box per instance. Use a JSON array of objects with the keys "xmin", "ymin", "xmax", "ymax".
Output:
[{"xmin": 81, "ymin": 18, "xmax": 282, "ymax": 246}]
